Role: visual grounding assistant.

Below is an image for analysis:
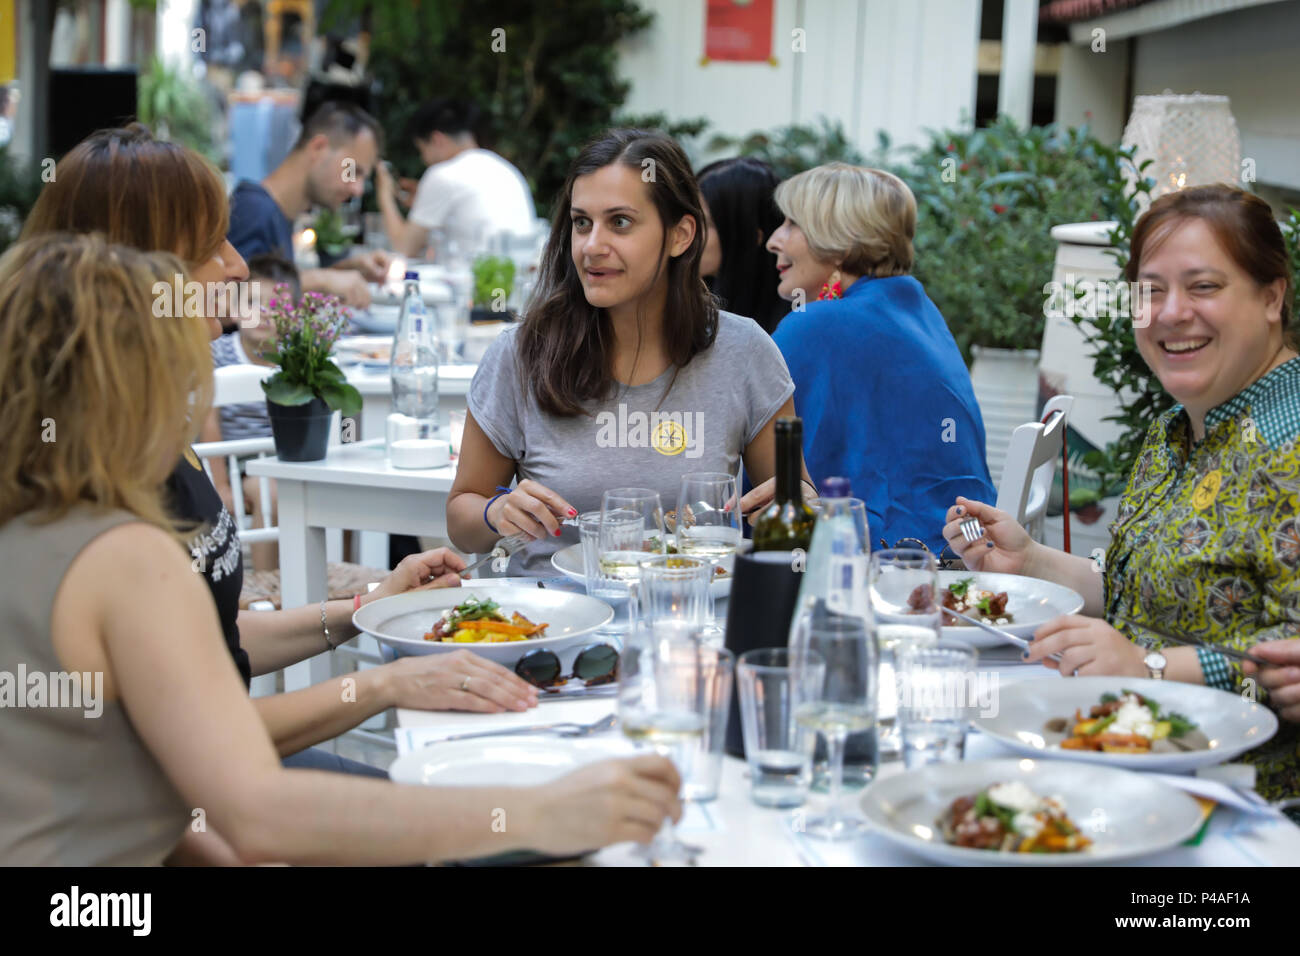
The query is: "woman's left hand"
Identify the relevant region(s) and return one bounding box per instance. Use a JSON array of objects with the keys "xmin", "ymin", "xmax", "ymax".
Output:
[
  {"xmin": 1242, "ymin": 640, "xmax": 1300, "ymax": 722},
  {"xmin": 362, "ymin": 548, "xmax": 468, "ymax": 605},
  {"xmin": 386, "ymin": 649, "xmax": 539, "ymax": 713},
  {"xmin": 1025, "ymin": 614, "xmax": 1147, "ymax": 677},
  {"xmin": 735, "ymin": 477, "xmax": 816, "ymax": 527}
]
